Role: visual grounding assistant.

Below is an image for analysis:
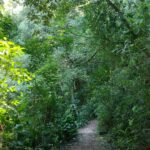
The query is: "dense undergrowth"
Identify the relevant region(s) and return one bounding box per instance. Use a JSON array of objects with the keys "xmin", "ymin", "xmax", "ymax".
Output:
[{"xmin": 0, "ymin": 0, "xmax": 150, "ymax": 150}]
